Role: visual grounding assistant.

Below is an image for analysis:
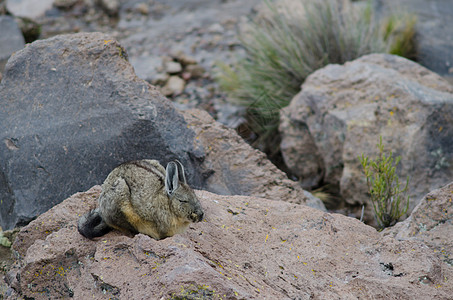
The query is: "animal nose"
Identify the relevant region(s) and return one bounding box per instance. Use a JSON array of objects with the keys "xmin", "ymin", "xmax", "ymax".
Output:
[
  {"xmin": 198, "ymin": 210, "xmax": 204, "ymax": 222},
  {"xmin": 191, "ymin": 210, "xmax": 204, "ymax": 222}
]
